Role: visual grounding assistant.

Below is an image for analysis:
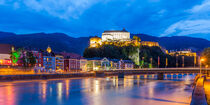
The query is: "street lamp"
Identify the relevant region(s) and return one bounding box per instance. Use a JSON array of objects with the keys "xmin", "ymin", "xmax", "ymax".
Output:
[
  {"xmin": 200, "ymin": 58, "xmax": 205, "ymax": 78},
  {"xmin": 206, "ymin": 65, "xmax": 209, "ymax": 75}
]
